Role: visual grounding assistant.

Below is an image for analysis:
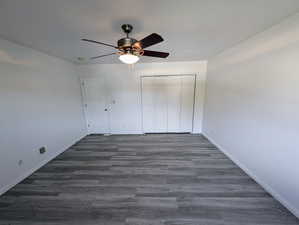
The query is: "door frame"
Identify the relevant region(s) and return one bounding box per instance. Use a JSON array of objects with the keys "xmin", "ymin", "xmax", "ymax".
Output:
[
  {"xmin": 140, "ymin": 74, "xmax": 197, "ymax": 134},
  {"xmin": 79, "ymin": 77, "xmax": 90, "ymax": 133}
]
